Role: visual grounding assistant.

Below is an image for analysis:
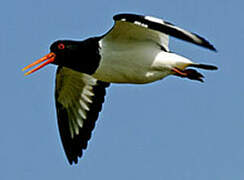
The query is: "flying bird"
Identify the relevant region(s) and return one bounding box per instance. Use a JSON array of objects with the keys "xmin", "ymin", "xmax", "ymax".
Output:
[{"xmin": 22, "ymin": 13, "xmax": 217, "ymax": 165}]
